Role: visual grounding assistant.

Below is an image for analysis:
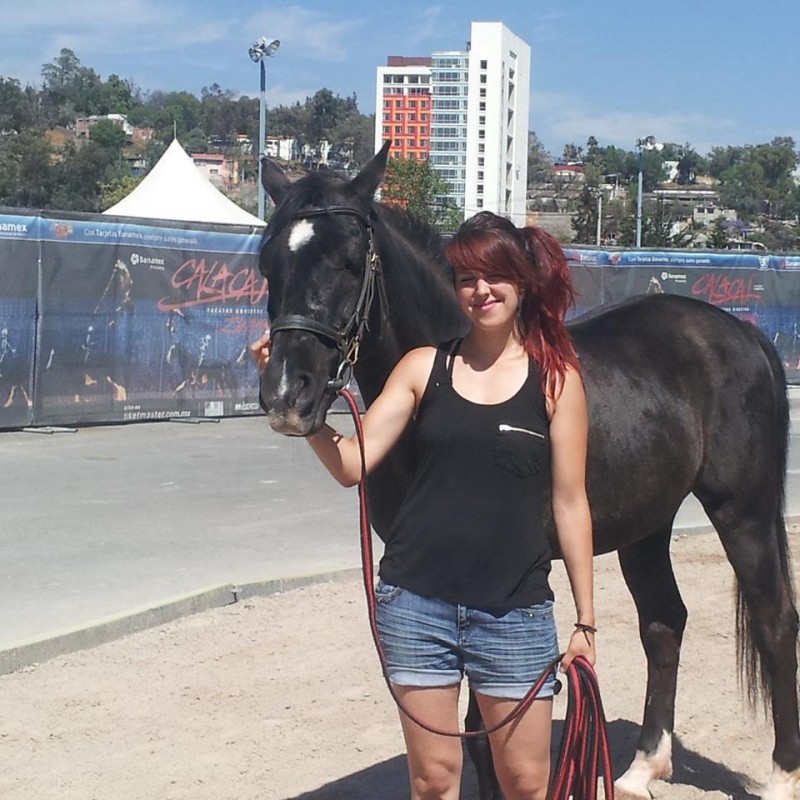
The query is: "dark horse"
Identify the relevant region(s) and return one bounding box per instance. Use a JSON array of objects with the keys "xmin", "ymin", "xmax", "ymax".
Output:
[{"xmin": 257, "ymin": 143, "xmax": 799, "ymax": 800}]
